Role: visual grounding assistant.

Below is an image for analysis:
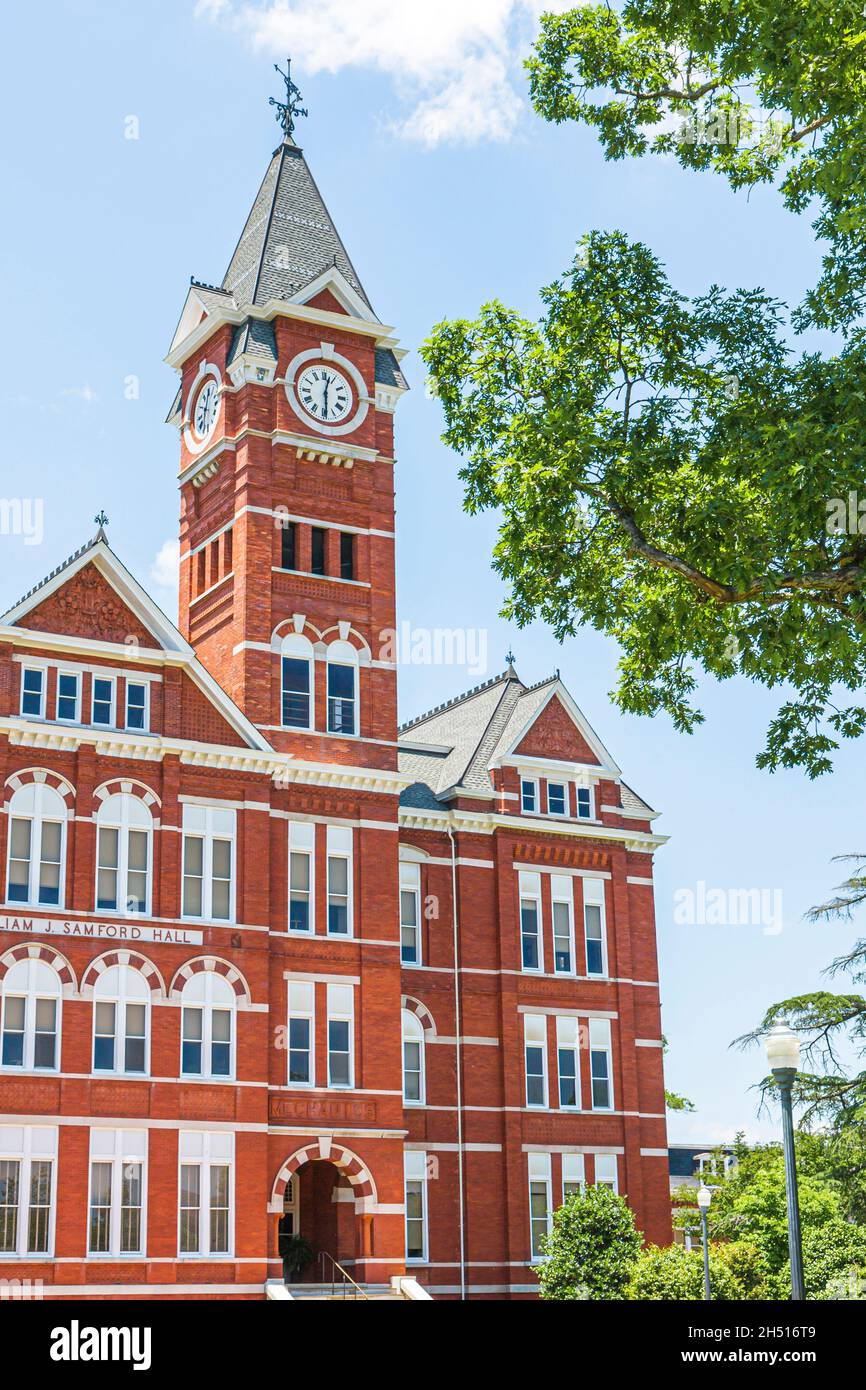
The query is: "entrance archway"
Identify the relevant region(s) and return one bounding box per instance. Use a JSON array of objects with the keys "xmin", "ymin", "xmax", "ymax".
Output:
[{"xmin": 271, "ymin": 1141, "xmax": 377, "ymax": 1283}]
